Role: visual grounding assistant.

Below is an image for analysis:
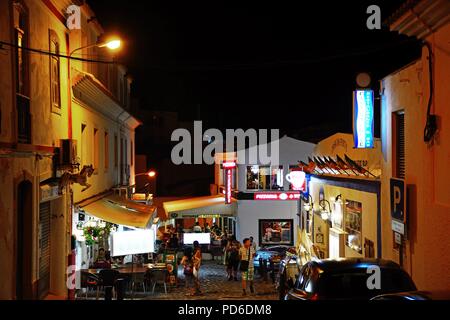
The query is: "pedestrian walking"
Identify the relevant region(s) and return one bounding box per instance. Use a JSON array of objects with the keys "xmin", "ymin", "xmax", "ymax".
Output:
[
  {"xmin": 239, "ymin": 238, "xmax": 256, "ymax": 296},
  {"xmin": 180, "ymin": 247, "xmax": 195, "ymax": 295},
  {"xmin": 192, "ymin": 240, "xmax": 202, "ymax": 295},
  {"xmin": 225, "ymin": 236, "xmax": 240, "ymax": 281}
]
